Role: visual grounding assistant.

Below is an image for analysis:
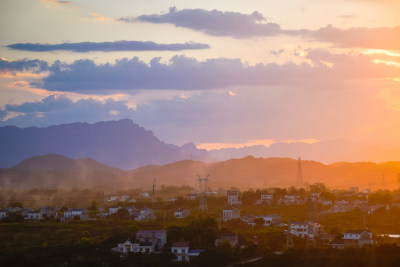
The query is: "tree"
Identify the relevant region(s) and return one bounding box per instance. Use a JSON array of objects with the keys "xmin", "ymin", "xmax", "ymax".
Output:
[
  {"xmin": 88, "ymin": 201, "xmax": 97, "ymax": 211},
  {"xmin": 254, "ymin": 218, "xmax": 265, "ymax": 227}
]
